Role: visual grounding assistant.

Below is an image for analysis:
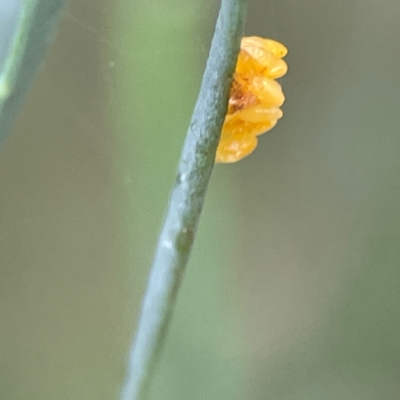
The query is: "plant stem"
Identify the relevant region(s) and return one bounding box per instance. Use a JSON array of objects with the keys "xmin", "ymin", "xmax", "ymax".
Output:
[{"xmin": 120, "ymin": 0, "xmax": 247, "ymax": 399}]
